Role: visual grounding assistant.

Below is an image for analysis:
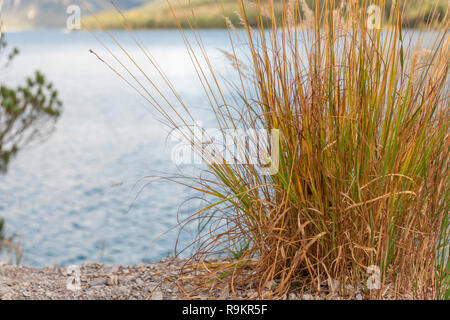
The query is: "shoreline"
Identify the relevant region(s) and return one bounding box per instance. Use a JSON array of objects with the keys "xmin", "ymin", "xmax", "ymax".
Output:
[
  {"xmin": 0, "ymin": 258, "xmax": 192, "ymax": 300},
  {"xmin": 0, "ymin": 258, "xmax": 403, "ymax": 300}
]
